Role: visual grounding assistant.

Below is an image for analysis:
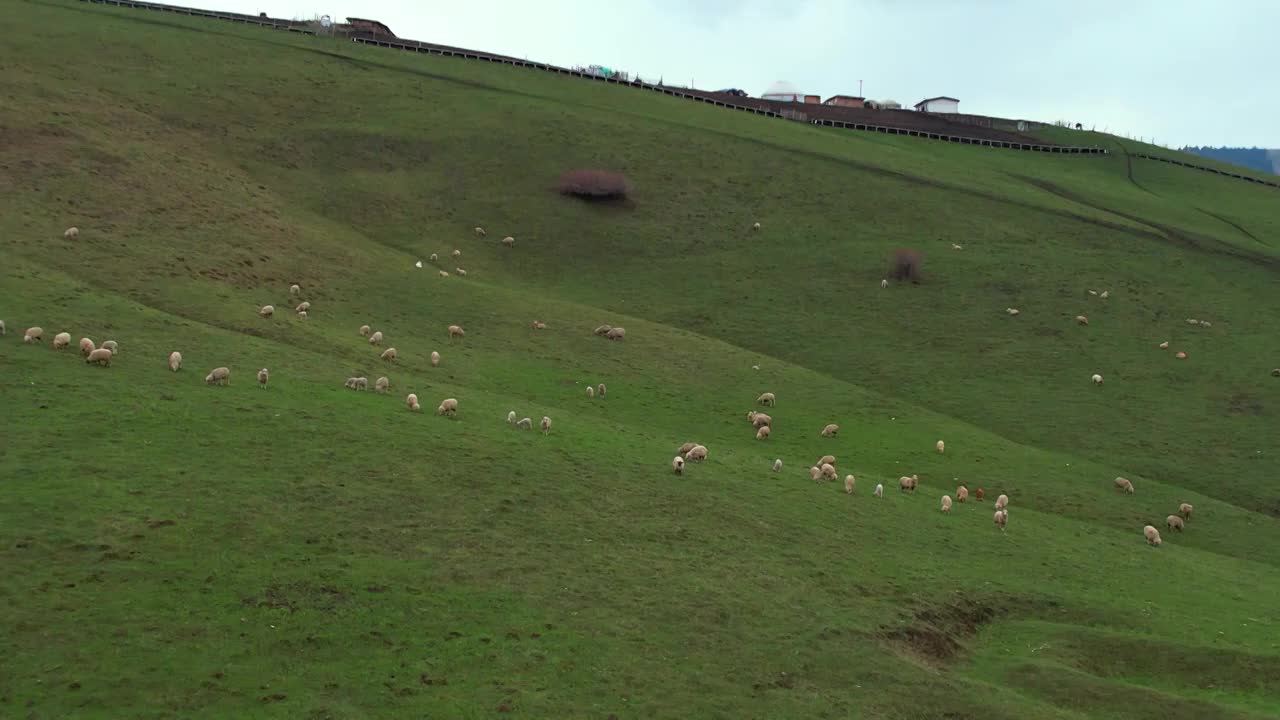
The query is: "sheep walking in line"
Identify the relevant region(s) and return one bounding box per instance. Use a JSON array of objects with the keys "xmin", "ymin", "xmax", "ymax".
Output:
[
  {"xmin": 257, "ymin": 368, "xmax": 269, "ymax": 388},
  {"xmin": 205, "ymin": 367, "xmax": 230, "ymax": 386},
  {"xmin": 168, "ymin": 351, "xmax": 182, "ymax": 372},
  {"xmin": 1144, "ymin": 525, "xmax": 1162, "ymax": 547},
  {"xmin": 821, "ymin": 424, "xmax": 839, "ymax": 438},
  {"xmin": 672, "ymin": 456, "xmax": 684, "ymax": 475},
  {"xmin": 541, "ymin": 416, "xmax": 552, "ymax": 434},
  {"xmin": 85, "ymin": 348, "xmax": 113, "ymax": 366},
  {"xmin": 23, "ymin": 327, "xmax": 43, "ymax": 343},
  {"xmin": 757, "ymin": 392, "xmax": 775, "ymax": 407},
  {"xmin": 437, "ymin": 398, "xmax": 459, "ymax": 417},
  {"xmin": 1114, "ymin": 477, "xmax": 1135, "ymax": 494},
  {"xmin": 53, "ymin": 332, "xmax": 71, "ymax": 350},
  {"xmin": 448, "ymin": 325, "xmax": 465, "ymax": 339}
]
